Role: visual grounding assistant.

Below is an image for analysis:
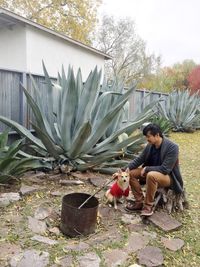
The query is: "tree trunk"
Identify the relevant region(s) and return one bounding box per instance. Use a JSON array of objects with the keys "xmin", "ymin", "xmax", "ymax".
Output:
[{"xmin": 153, "ymin": 188, "xmax": 189, "ymax": 214}]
